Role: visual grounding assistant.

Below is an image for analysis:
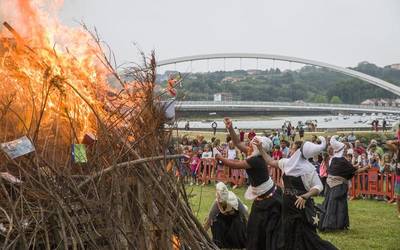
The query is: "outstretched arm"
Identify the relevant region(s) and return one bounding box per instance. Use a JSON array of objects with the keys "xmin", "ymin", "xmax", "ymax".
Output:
[
  {"xmin": 253, "ymin": 138, "xmax": 279, "ymax": 168},
  {"xmin": 355, "ymin": 165, "xmax": 370, "ymax": 173},
  {"xmin": 215, "ymin": 154, "xmax": 250, "ymax": 169},
  {"xmin": 224, "ymin": 118, "xmax": 248, "ymax": 153}
]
